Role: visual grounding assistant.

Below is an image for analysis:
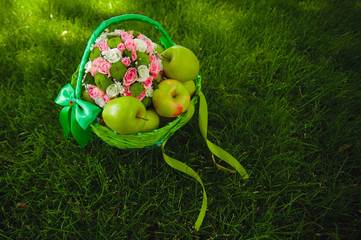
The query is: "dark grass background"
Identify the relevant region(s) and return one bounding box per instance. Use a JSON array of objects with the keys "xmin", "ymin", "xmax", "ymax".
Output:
[{"xmin": 1, "ymin": 0, "xmax": 361, "ymax": 239}]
